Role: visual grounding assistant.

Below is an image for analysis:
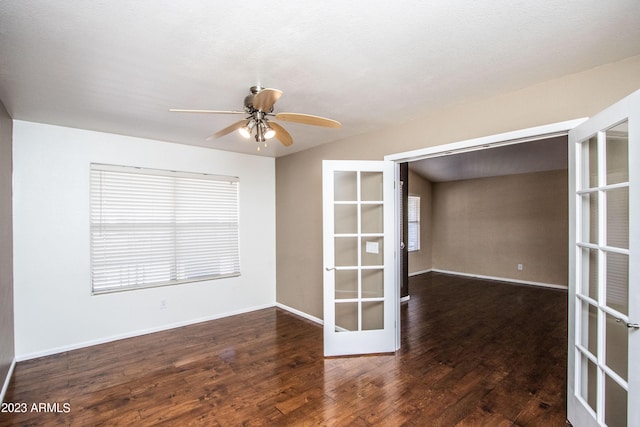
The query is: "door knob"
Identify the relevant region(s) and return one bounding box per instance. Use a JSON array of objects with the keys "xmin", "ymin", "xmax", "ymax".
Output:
[{"xmin": 615, "ymin": 317, "xmax": 639, "ymax": 329}]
